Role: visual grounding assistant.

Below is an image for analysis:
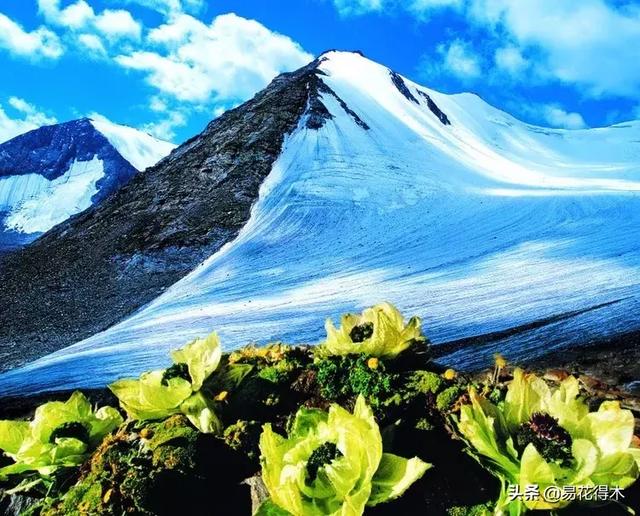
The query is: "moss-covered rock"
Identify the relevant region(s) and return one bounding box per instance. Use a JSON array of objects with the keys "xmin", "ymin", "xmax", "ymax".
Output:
[{"xmin": 36, "ymin": 416, "xmax": 252, "ymax": 516}]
